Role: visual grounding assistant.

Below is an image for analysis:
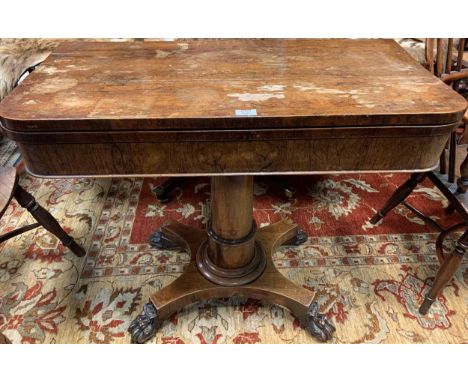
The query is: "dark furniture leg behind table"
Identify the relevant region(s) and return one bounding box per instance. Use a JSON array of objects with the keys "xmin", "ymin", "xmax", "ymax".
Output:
[
  {"xmin": 153, "ymin": 176, "xmax": 298, "ymax": 204},
  {"xmin": 370, "ymin": 173, "xmax": 427, "ymax": 224},
  {"xmin": 456, "ymin": 146, "xmax": 468, "ymax": 193}
]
